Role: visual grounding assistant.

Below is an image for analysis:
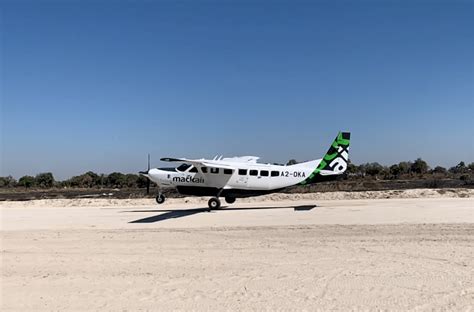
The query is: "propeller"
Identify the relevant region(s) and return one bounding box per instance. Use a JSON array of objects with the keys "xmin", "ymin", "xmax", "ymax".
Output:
[{"xmin": 139, "ymin": 154, "xmax": 151, "ymax": 194}]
